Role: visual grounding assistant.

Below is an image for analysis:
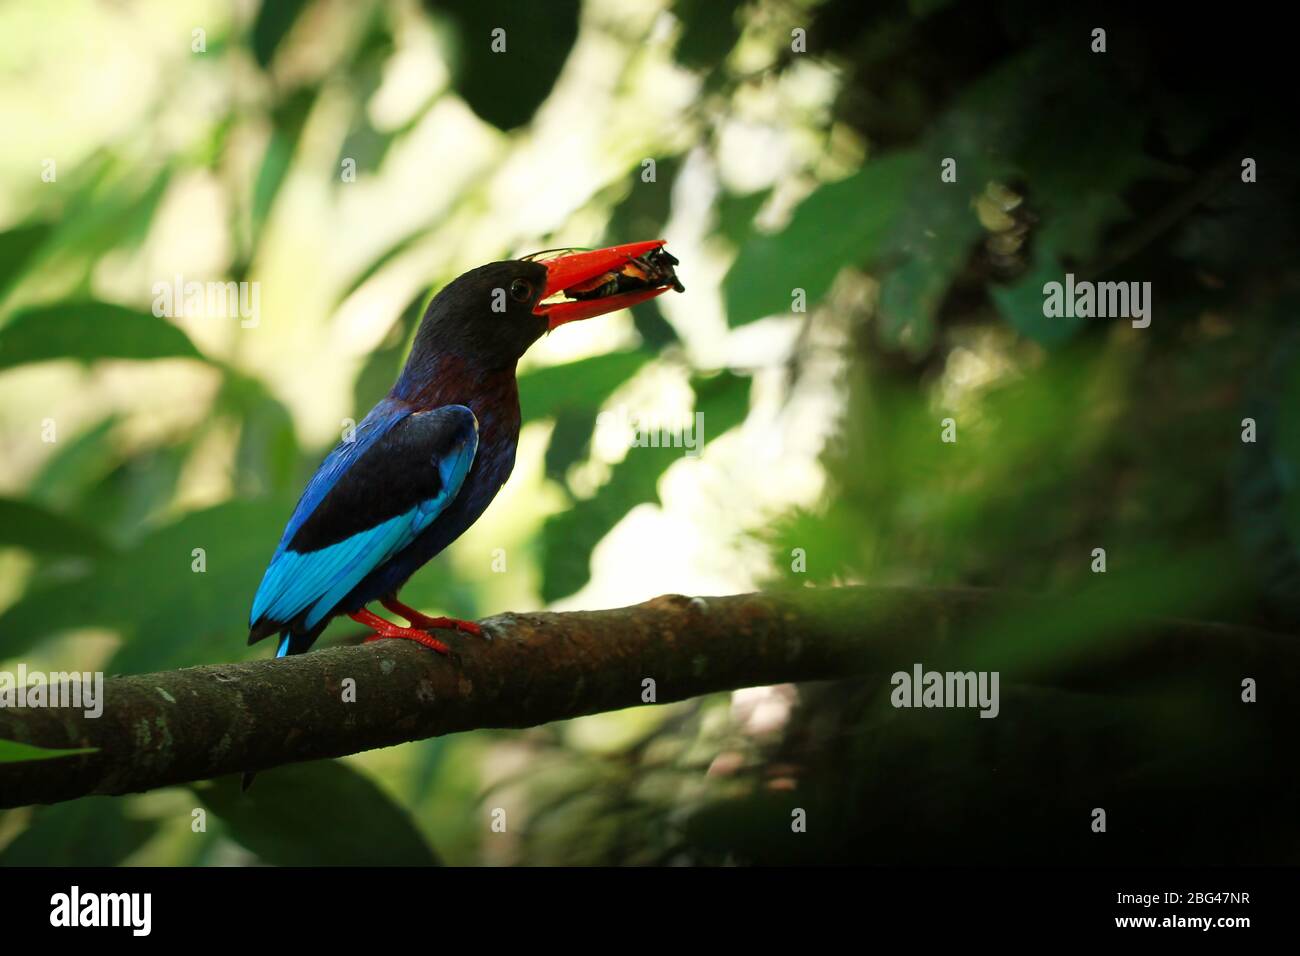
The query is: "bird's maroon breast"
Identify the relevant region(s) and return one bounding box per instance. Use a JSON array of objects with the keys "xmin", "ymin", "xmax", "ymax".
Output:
[
  {"xmin": 419, "ymin": 358, "xmax": 520, "ymax": 483},
  {"xmin": 458, "ymin": 370, "xmax": 521, "ymax": 501}
]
